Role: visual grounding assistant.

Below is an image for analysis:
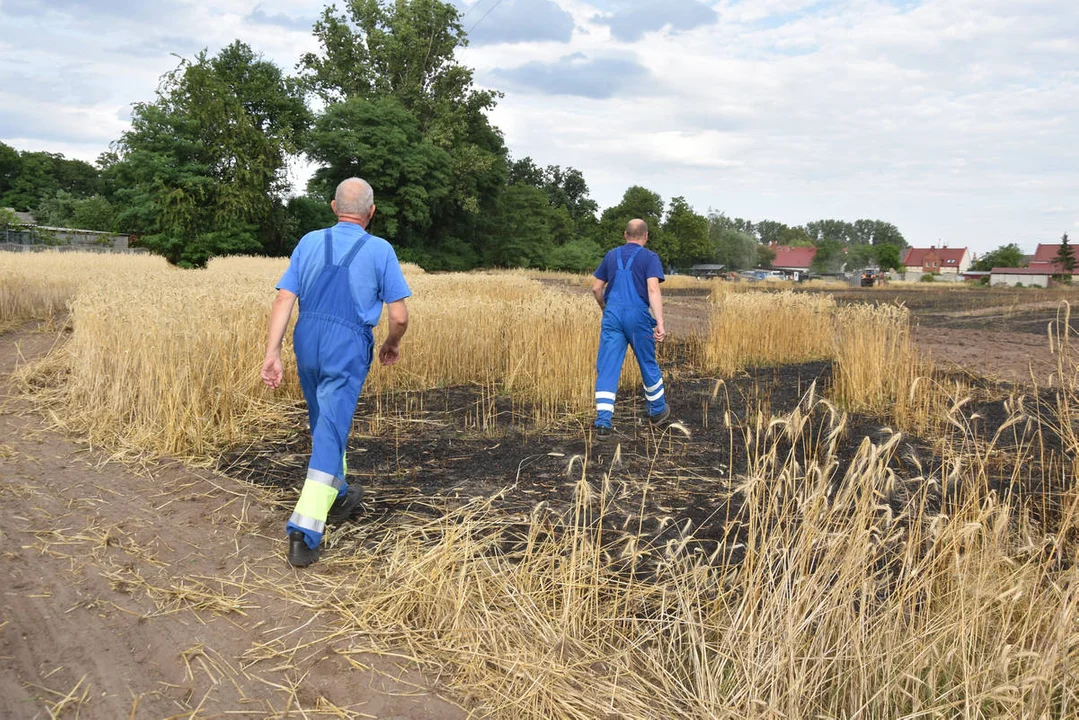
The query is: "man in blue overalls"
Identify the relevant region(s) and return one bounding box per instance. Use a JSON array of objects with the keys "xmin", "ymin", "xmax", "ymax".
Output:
[
  {"xmin": 591, "ymin": 218, "xmax": 669, "ymax": 438},
  {"xmin": 261, "ymin": 178, "xmax": 410, "ymax": 567}
]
